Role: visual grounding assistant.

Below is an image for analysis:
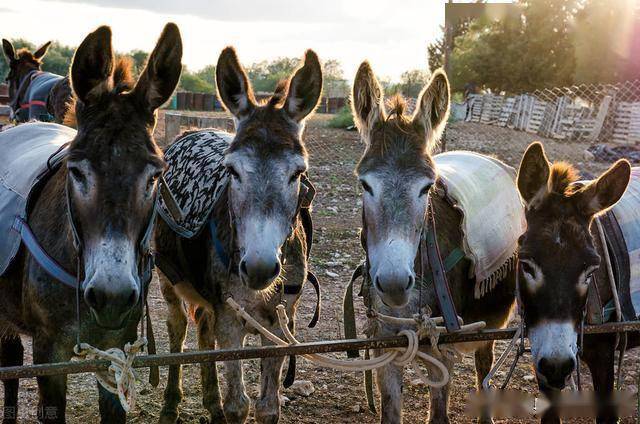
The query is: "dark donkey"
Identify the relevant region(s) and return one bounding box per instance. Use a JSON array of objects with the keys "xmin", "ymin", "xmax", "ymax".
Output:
[
  {"xmin": 2, "ymin": 39, "xmax": 72, "ymax": 124},
  {"xmin": 516, "ymin": 142, "xmax": 639, "ymax": 423},
  {"xmin": 351, "ymin": 63, "xmax": 518, "ymax": 423},
  {"xmin": 155, "ymin": 47, "xmax": 322, "ymax": 424},
  {"xmin": 0, "ymin": 24, "xmax": 182, "ymax": 422}
]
